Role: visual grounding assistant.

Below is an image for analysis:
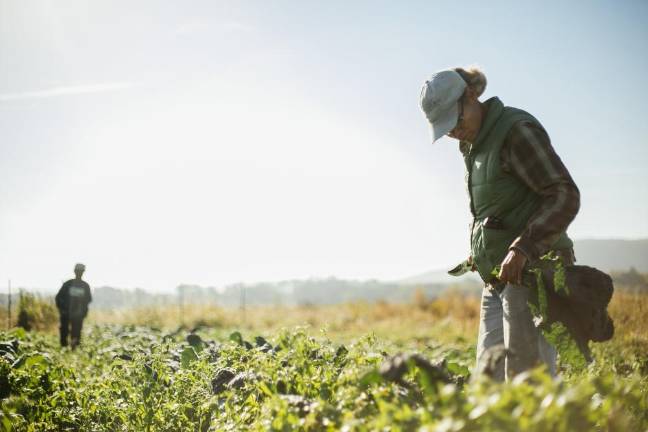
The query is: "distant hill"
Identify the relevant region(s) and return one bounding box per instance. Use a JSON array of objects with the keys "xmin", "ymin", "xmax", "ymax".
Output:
[
  {"xmin": 4, "ymin": 239, "xmax": 642, "ymax": 309},
  {"xmin": 400, "ymin": 238, "xmax": 648, "ymax": 285},
  {"xmin": 573, "ymin": 239, "xmax": 648, "ymax": 272},
  {"xmin": 77, "ymin": 278, "xmax": 476, "ymax": 310},
  {"xmin": 398, "ymin": 268, "xmax": 482, "ymax": 286}
]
